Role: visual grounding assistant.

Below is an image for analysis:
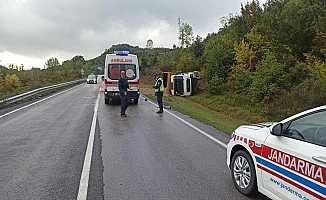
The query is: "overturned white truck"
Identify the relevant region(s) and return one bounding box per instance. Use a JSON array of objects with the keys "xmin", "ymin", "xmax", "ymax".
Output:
[{"xmin": 170, "ymin": 71, "xmax": 200, "ymax": 96}]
